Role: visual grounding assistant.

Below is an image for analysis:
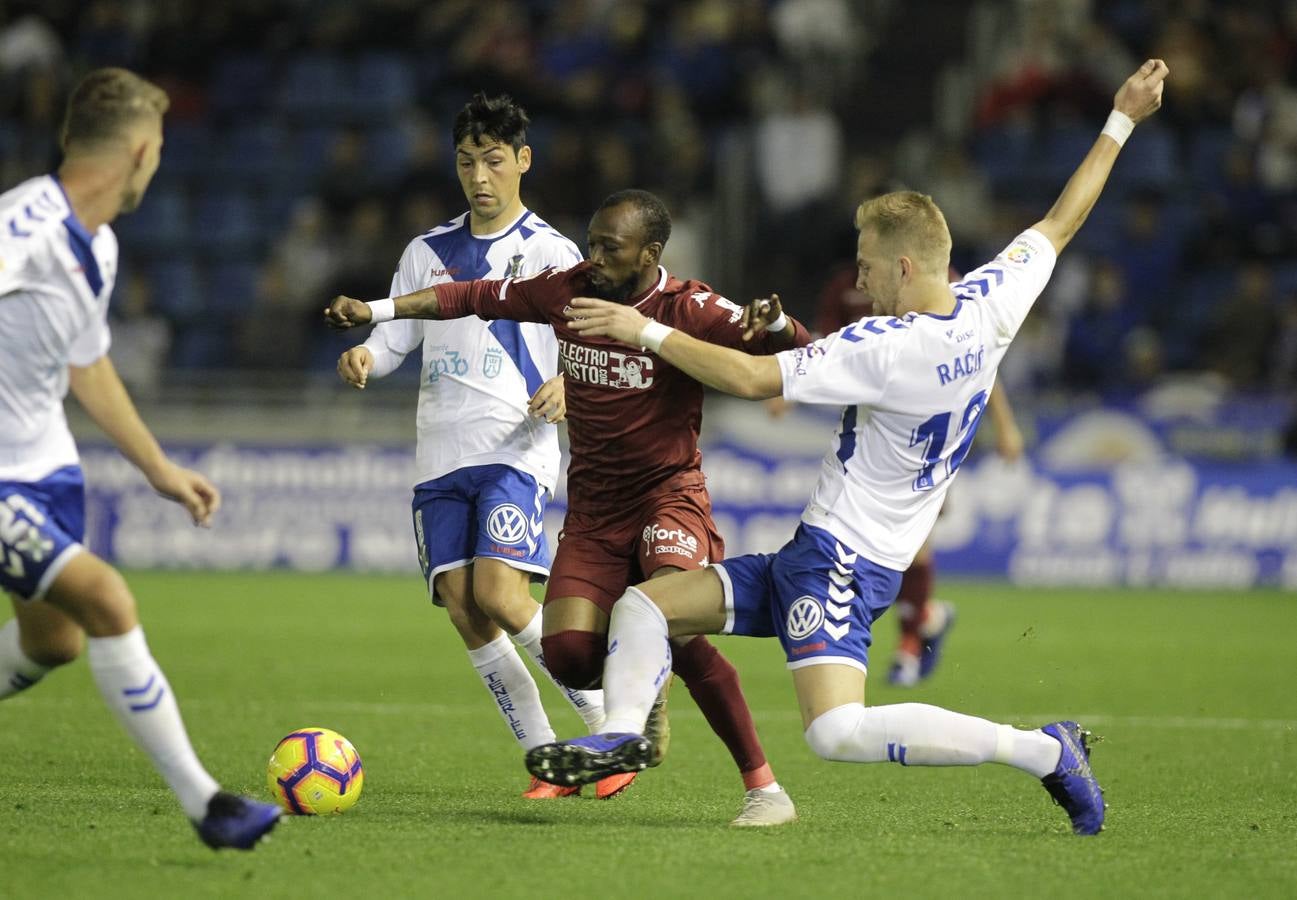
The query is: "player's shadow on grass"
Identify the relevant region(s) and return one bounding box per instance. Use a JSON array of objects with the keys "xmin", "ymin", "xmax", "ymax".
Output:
[{"xmin": 433, "ymin": 806, "xmax": 705, "ymax": 829}]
